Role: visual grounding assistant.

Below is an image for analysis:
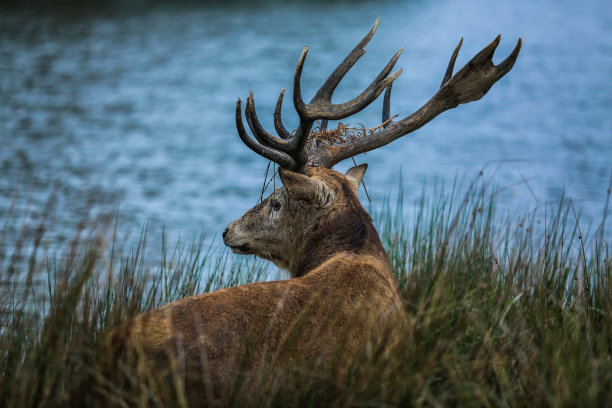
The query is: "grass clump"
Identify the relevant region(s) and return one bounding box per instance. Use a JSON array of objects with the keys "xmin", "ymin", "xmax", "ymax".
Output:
[{"xmin": 1, "ymin": 176, "xmax": 611, "ymax": 407}]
